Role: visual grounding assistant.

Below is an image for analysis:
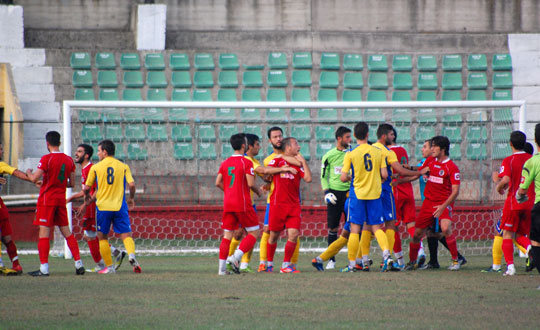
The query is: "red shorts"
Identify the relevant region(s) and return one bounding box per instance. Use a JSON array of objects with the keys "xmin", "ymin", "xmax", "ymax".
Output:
[
  {"xmin": 82, "ymin": 217, "xmax": 97, "ymax": 232},
  {"xmin": 34, "ymin": 205, "xmax": 69, "ymax": 227},
  {"xmin": 0, "ymin": 218, "xmax": 13, "ymax": 237},
  {"xmin": 0, "ymin": 198, "xmax": 9, "ymax": 220},
  {"xmin": 221, "ymin": 207, "xmax": 259, "ymax": 232},
  {"xmin": 416, "ymin": 199, "xmax": 453, "ymax": 229},
  {"xmin": 501, "ymin": 205, "xmax": 531, "ymax": 235},
  {"xmin": 395, "ymin": 197, "xmax": 416, "ymax": 225},
  {"xmin": 268, "ymin": 204, "xmax": 301, "ymax": 232}
]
